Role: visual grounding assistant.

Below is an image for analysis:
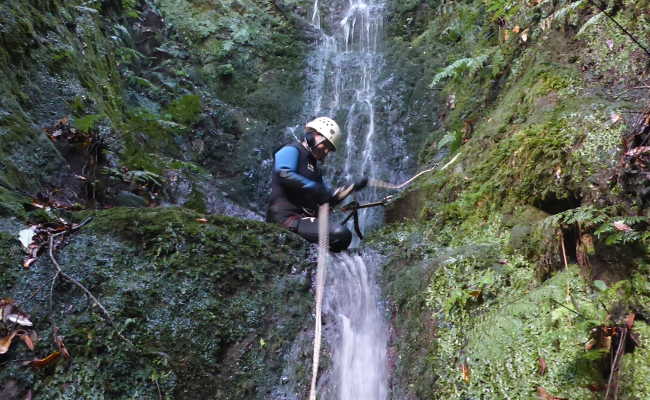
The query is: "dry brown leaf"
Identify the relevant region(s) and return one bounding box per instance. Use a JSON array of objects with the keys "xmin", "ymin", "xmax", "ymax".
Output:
[
  {"xmin": 196, "ymin": 218, "xmax": 208, "ymax": 223},
  {"xmin": 25, "ymin": 351, "xmax": 61, "ymax": 368},
  {"xmin": 0, "ymin": 331, "xmax": 18, "ymax": 354},
  {"xmin": 16, "ymin": 330, "xmax": 35, "ymax": 351},
  {"xmin": 537, "ymin": 386, "xmax": 567, "ymax": 400},
  {"xmin": 467, "ymin": 289, "xmax": 482, "ymax": 298},
  {"xmin": 625, "ymin": 313, "xmax": 635, "ymax": 329},
  {"xmin": 538, "ymin": 357, "xmax": 547, "ymax": 375},
  {"xmin": 513, "ymin": 25, "xmax": 521, "ymax": 33},
  {"xmin": 625, "ymin": 146, "xmax": 650, "ymax": 157},
  {"xmin": 23, "ymin": 258, "xmax": 38, "ymax": 269},
  {"xmin": 584, "ymin": 338, "xmax": 597, "ymax": 351},
  {"xmin": 53, "ymin": 327, "xmax": 71, "ymax": 359},
  {"xmin": 460, "ymin": 363, "xmax": 470, "ymax": 383}
]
